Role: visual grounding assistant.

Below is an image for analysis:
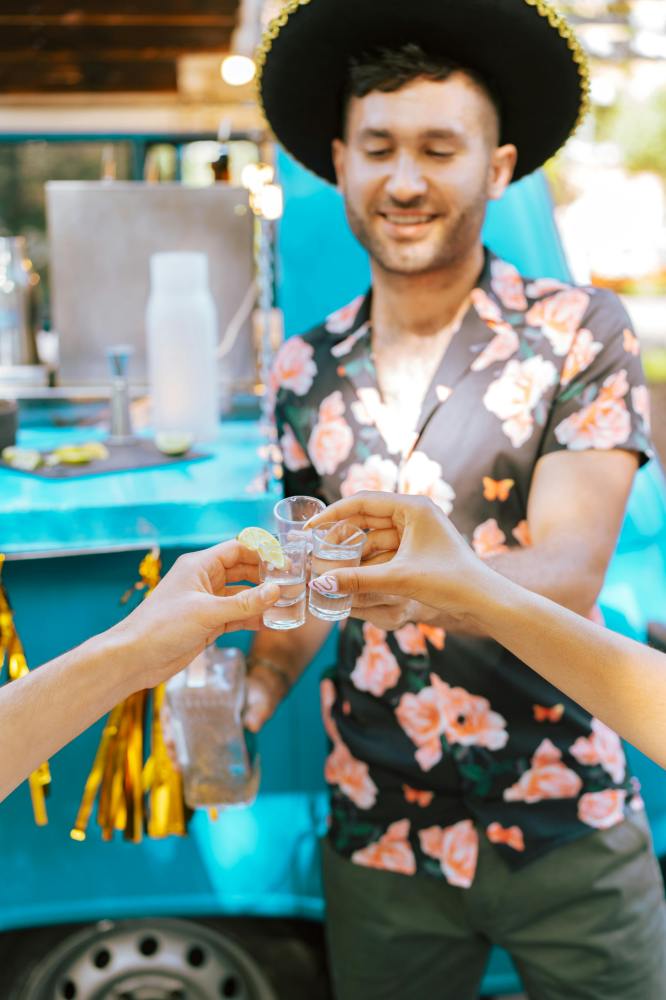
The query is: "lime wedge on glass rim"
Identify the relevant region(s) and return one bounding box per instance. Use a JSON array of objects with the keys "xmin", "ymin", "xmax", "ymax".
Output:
[{"xmin": 237, "ymin": 527, "xmax": 286, "ymax": 569}]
